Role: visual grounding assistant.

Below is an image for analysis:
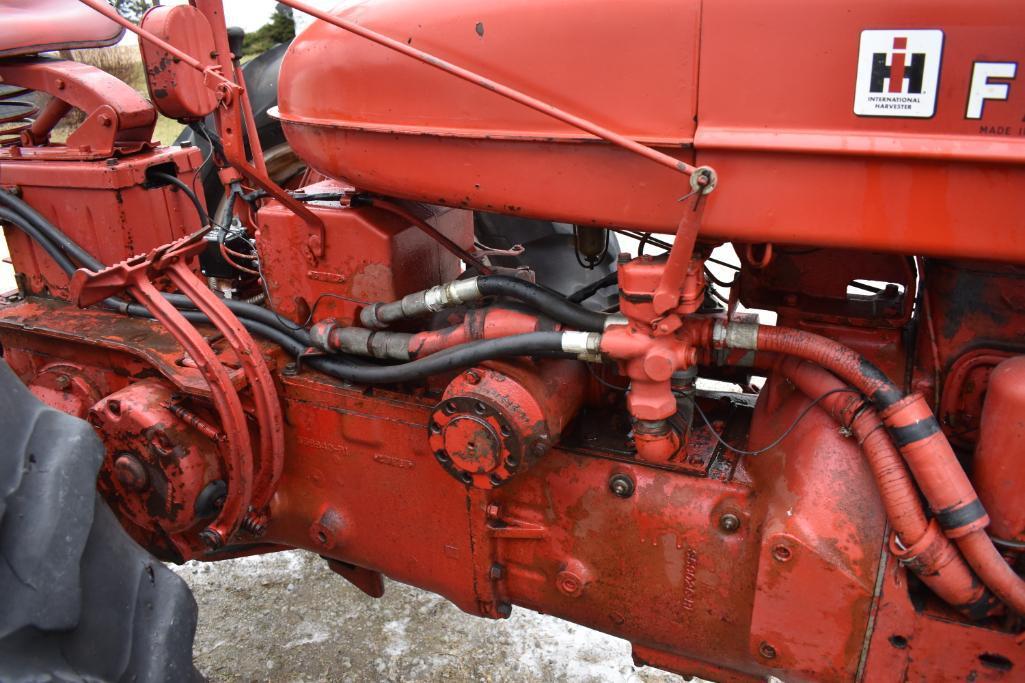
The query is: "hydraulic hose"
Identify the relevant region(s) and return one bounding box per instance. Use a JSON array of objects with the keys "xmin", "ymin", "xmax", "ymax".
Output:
[
  {"xmin": 717, "ymin": 320, "xmax": 1025, "ymax": 616},
  {"xmin": 361, "ymin": 275, "xmax": 610, "ymax": 333},
  {"xmin": 0, "ymin": 208, "xmax": 78, "ymax": 275},
  {"xmin": 0, "ymin": 190, "xmax": 310, "ymax": 344},
  {"xmin": 311, "ymin": 306, "xmax": 557, "ymax": 360},
  {"xmin": 0, "ymin": 190, "xmax": 103, "ymax": 270},
  {"xmin": 249, "ymin": 327, "xmax": 587, "ymax": 384},
  {"xmin": 477, "ymin": 276, "xmax": 609, "ymax": 332},
  {"xmin": 776, "ymin": 355, "xmax": 992, "ymax": 618}
]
